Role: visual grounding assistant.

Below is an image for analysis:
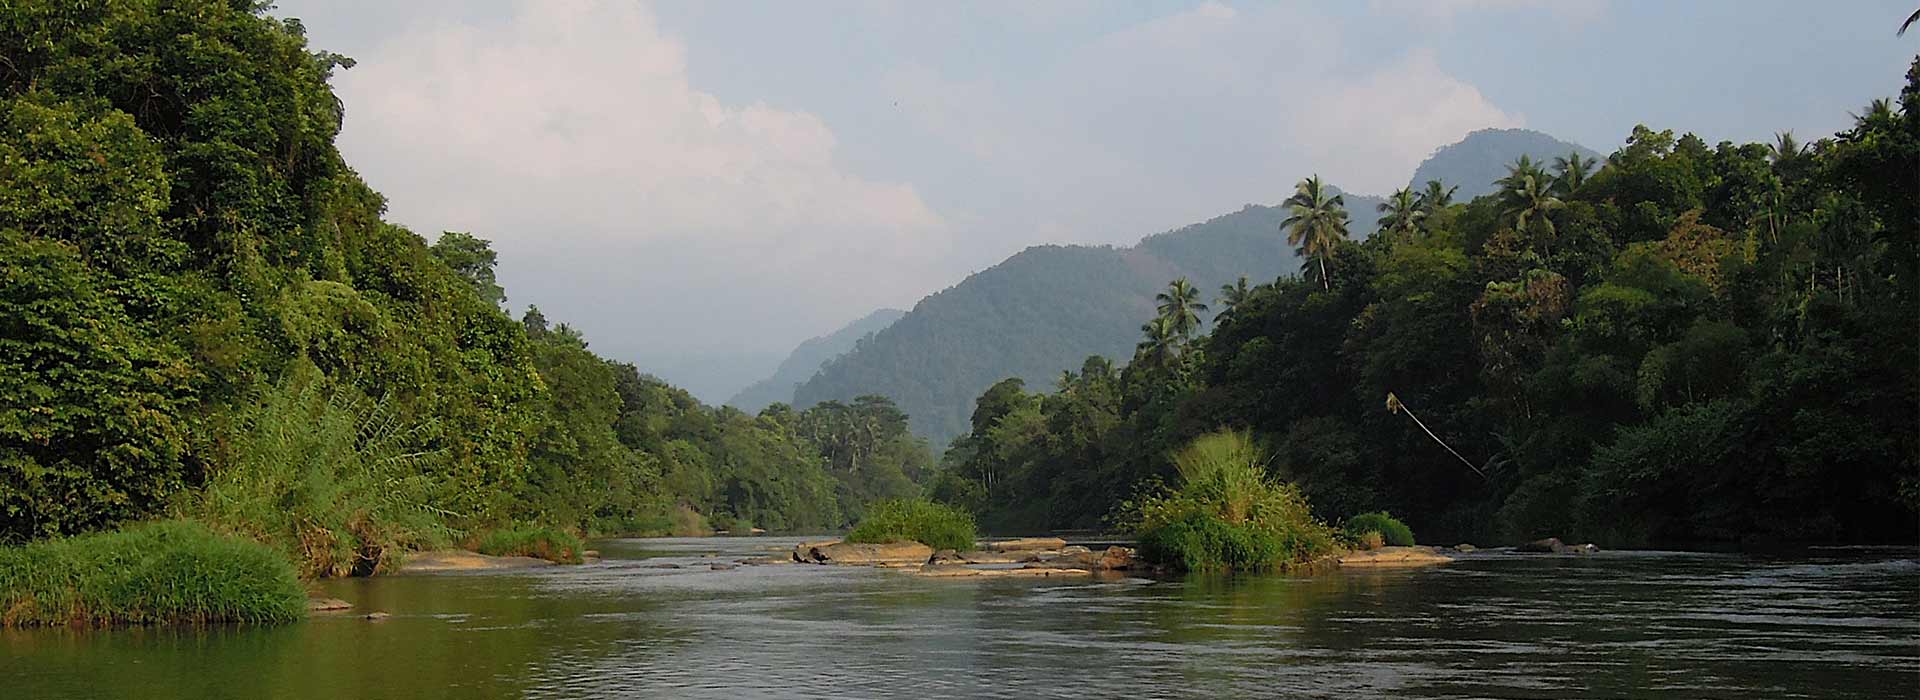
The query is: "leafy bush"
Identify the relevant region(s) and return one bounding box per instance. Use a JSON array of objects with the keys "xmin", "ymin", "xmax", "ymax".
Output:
[
  {"xmin": 1126, "ymin": 430, "xmax": 1337, "ymax": 572},
  {"xmin": 1343, "ymin": 511, "xmax": 1415, "ymax": 547},
  {"xmin": 0, "ymin": 520, "xmax": 305, "ymax": 627},
  {"xmin": 188, "ymin": 367, "xmax": 452, "ymax": 578},
  {"xmin": 473, "ymin": 526, "xmax": 583, "ymax": 564},
  {"xmin": 846, "ymin": 499, "xmax": 977, "ymax": 551}
]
